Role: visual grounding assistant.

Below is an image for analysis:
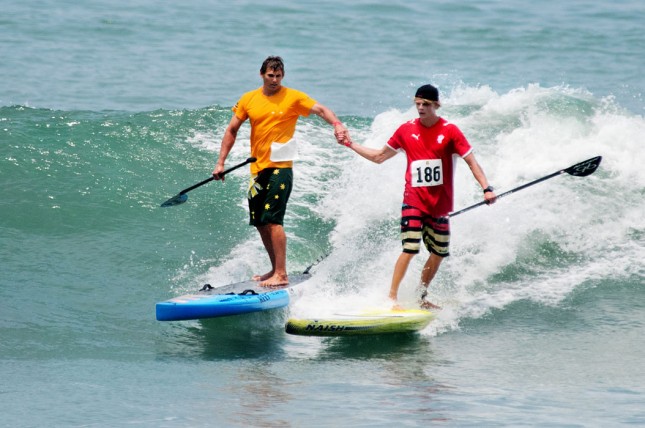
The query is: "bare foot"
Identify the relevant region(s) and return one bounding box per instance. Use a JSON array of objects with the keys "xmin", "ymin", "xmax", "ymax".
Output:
[
  {"xmin": 420, "ymin": 299, "xmax": 442, "ymax": 310},
  {"xmin": 259, "ymin": 273, "xmax": 289, "ymax": 288},
  {"xmin": 252, "ymin": 271, "xmax": 273, "ymax": 282},
  {"xmin": 388, "ymin": 297, "xmax": 404, "ymax": 311}
]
